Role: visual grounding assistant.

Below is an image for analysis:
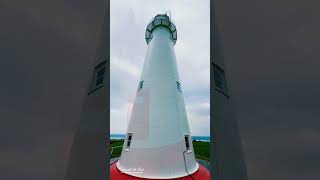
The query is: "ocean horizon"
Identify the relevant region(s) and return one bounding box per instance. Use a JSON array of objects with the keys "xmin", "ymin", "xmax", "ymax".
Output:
[{"xmin": 110, "ymin": 134, "xmax": 210, "ymax": 142}]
